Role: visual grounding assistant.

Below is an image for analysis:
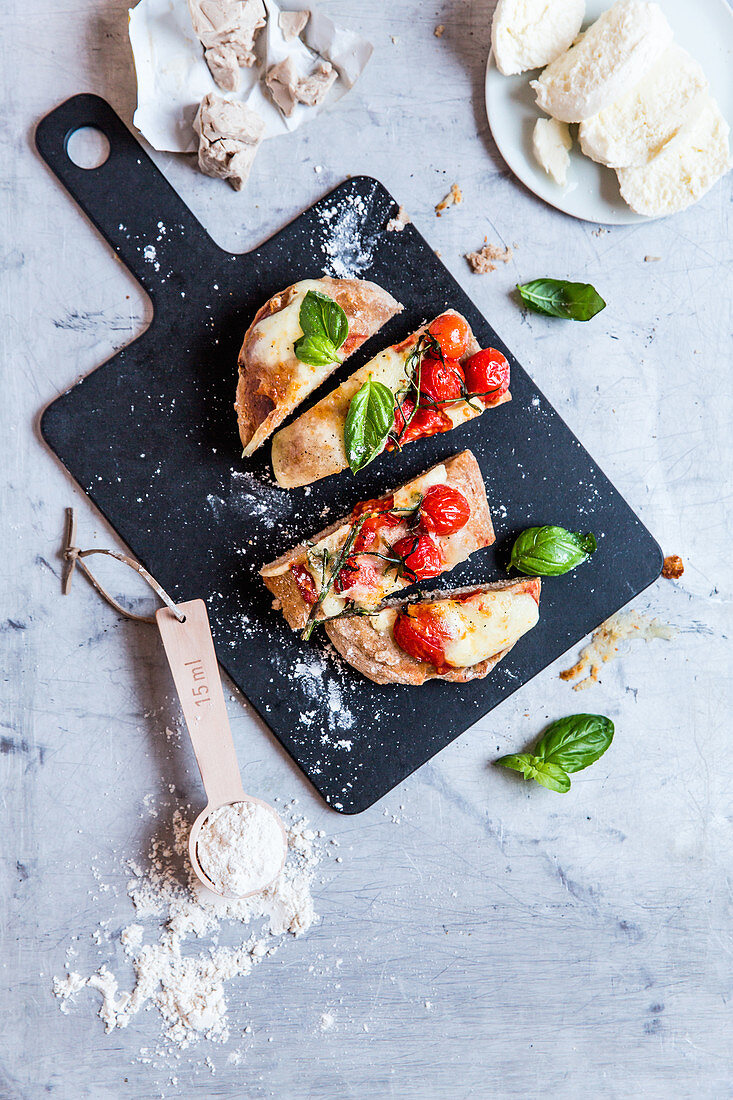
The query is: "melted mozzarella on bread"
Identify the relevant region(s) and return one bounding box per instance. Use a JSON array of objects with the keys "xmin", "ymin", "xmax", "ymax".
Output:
[
  {"xmin": 303, "ymin": 466, "xmax": 453, "ymax": 615},
  {"xmin": 242, "ymin": 279, "xmax": 339, "ymax": 456},
  {"xmin": 431, "ymin": 589, "xmax": 539, "ymax": 667},
  {"xmin": 392, "ymin": 464, "xmax": 446, "ymax": 511},
  {"xmin": 248, "ymin": 279, "xmax": 322, "ymax": 363}
]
